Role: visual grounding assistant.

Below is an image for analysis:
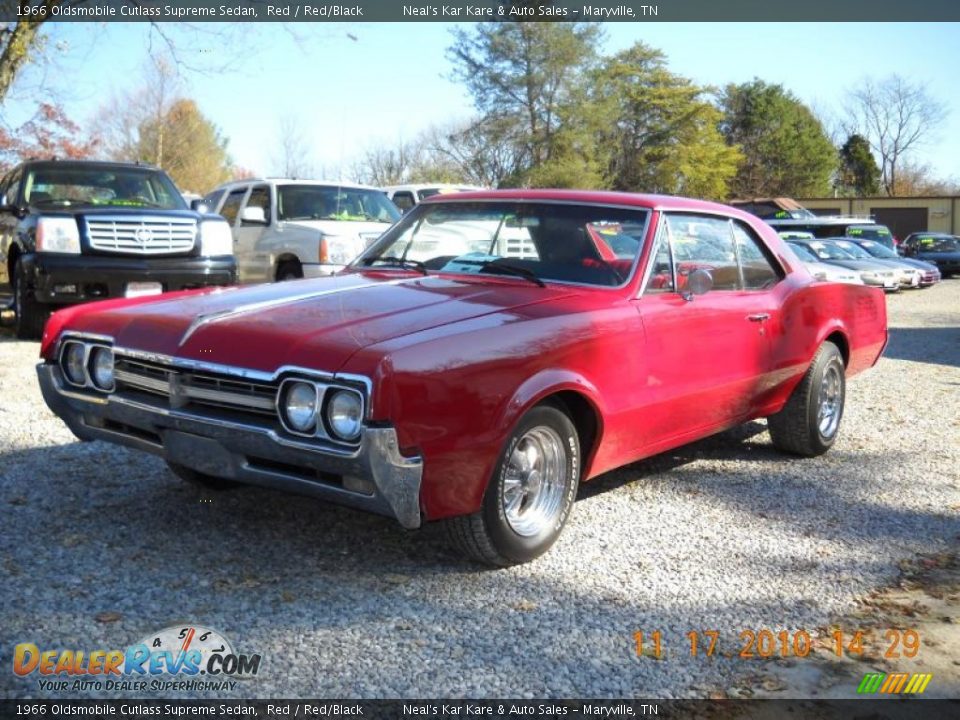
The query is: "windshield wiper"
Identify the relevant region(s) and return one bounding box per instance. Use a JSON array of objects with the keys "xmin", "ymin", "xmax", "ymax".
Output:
[
  {"xmin": 477, "ymin": 258, "xmax": 545, "ymax": 287},
  {"xmin": 368, "ymin": 256, "xmax": 428, "ymax": 275}
]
